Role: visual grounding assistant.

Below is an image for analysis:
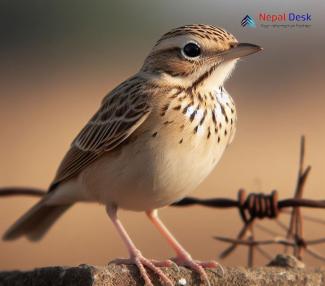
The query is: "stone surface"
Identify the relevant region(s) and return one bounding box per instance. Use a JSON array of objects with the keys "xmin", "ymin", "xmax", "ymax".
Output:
[
  {"xmin": 0, "ymin": 265, "xmax": 93, "ymax": 286},
  {"xmin": 268, "ymin": 254, "xmax": 306, "ymax": 269},
  {"xmin": 1, "ymin": 259, "xmax": 325, "ymax": 286}
]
